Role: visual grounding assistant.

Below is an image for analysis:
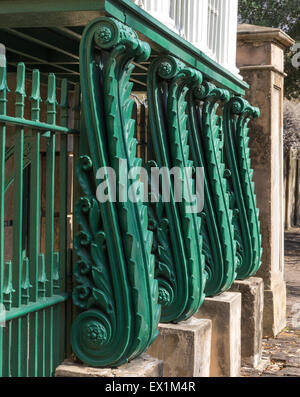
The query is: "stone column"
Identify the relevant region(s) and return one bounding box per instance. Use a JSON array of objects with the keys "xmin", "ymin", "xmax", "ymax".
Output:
[{"xmin": 236, "ymin": 25, "xmax": 294, "ymax": 337}]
